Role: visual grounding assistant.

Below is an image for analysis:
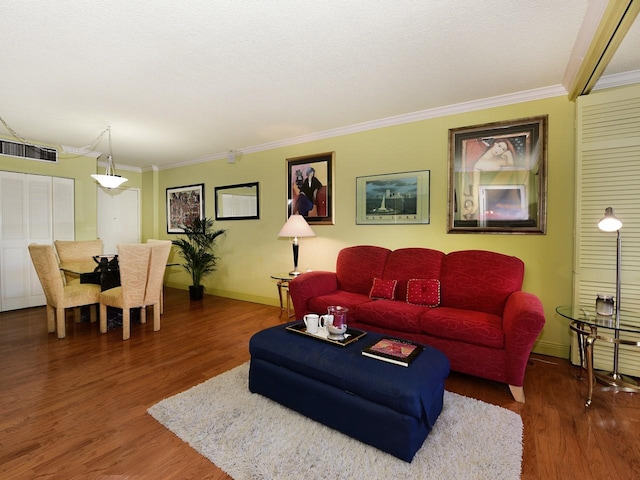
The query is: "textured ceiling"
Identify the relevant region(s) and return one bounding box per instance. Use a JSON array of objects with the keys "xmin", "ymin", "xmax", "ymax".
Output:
[{"xmin": 1, "ymin": 1, "xmax": 639, "ymax": 171}]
